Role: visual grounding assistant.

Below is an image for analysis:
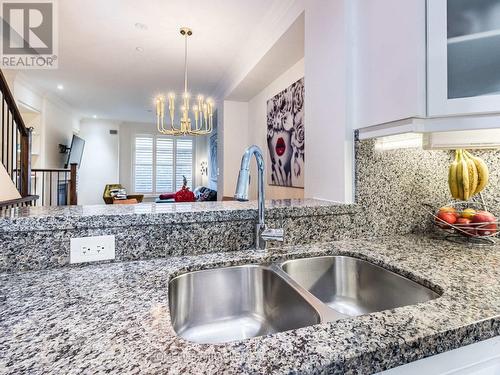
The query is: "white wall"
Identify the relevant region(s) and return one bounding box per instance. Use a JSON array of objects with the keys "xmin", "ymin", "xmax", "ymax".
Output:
[
  {"xmin": 13, "ymin": 75, "xmax": 43, "ymax": 112},
  {"xmin": 216, "ymin": 106, "xmax": 224, "ymax": 198},
  {"xmin": 18, "ymin": 108, "xmax": 43, "ymax": 169},
  {"xmin": 222, "ymin": 60, "xmax": 306, "ymax": 201},
  {"xmin": 247, "ymin": 58, "xmax": 305, "ymax": 200},
  {"xmin": 42, "ymin": 95, "xmax": 81, "ymax": 168},
  {"xmin": 13, "ymin": 77, "xmax": 46, "ymax": 168},
  {"xmin": 304, "ymin": 0, "xmax": 354, "ymax": 203},
  {"xmin": 222, "ymin": 101, "xmax": 249, "ymax": 199},
  {"xmin": 13, "ymin": 76, "xmax": 81, "ymax": 170},
  {"xmin": 193, "ymin": 131, "xmax": 212, "ymax": 190},
  {"xmin": 195, "ymin": 133, "xmax": 210, "ymax": 188},
  {"xmin": 78, "ymin": 119, "xmax": 120, "ymax": 205}
]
